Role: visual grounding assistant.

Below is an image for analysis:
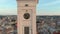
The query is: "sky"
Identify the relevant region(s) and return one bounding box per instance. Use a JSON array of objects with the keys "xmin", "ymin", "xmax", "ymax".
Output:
[{"xmin": 0, "ymin": 0, "xmax": 60, "ymax": 15}]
